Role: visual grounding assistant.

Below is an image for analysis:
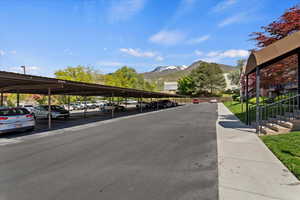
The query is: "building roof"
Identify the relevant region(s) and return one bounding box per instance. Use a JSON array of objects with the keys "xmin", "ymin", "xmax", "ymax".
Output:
[
  {"xmin": 0, "ymin": 71, "xmax": 183, "ymax": 98},
  {"xmin": 245, "ymin": 31, "xmax": 300, "ymax": 75}
]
